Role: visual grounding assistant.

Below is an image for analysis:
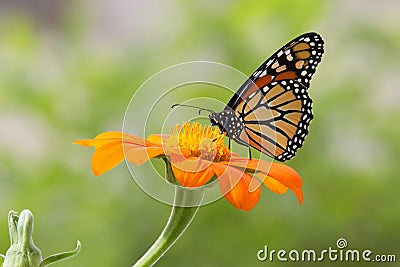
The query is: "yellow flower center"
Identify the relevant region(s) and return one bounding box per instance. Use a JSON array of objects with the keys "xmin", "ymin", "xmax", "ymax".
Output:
[{"xmin": 164, "ymin": 123, "xmax": 230, "ymax": 162}]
